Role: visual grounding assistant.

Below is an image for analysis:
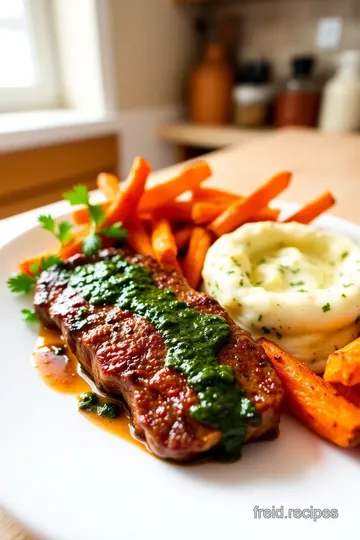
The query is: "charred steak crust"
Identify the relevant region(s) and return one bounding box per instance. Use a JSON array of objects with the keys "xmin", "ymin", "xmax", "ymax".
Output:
[{"xmin": 34, "ymin": 248, "xmax": 284, "ymax": 461}]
